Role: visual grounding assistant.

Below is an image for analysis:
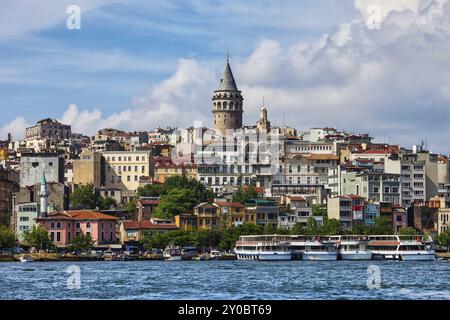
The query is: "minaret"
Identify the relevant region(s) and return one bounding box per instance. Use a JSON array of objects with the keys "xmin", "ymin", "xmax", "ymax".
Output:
[
  {"xmin": 39, "ymin": 173, "xmax": 48, "ymax": 218},
  {"xmin": 257, "ymin": 98, "xmax": 271, "ymax": 133},
  {"xmin": 212, "ymin": 53, "xmax": 244, "ymax": 135}
]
